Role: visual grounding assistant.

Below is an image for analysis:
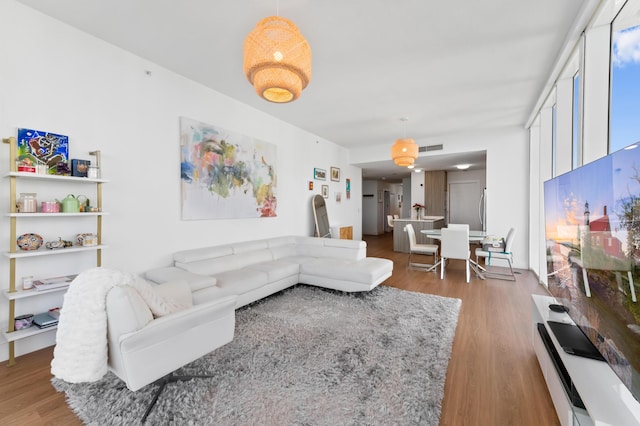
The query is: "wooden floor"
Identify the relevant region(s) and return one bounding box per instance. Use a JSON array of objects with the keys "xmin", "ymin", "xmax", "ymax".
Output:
[
  {"xmin": 0, "ymin": 232, "xmax": 560, "ymax": 426},
  {"xmin": 365, "ymin": 232, "xmax": 559, "ymax": 426}
]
